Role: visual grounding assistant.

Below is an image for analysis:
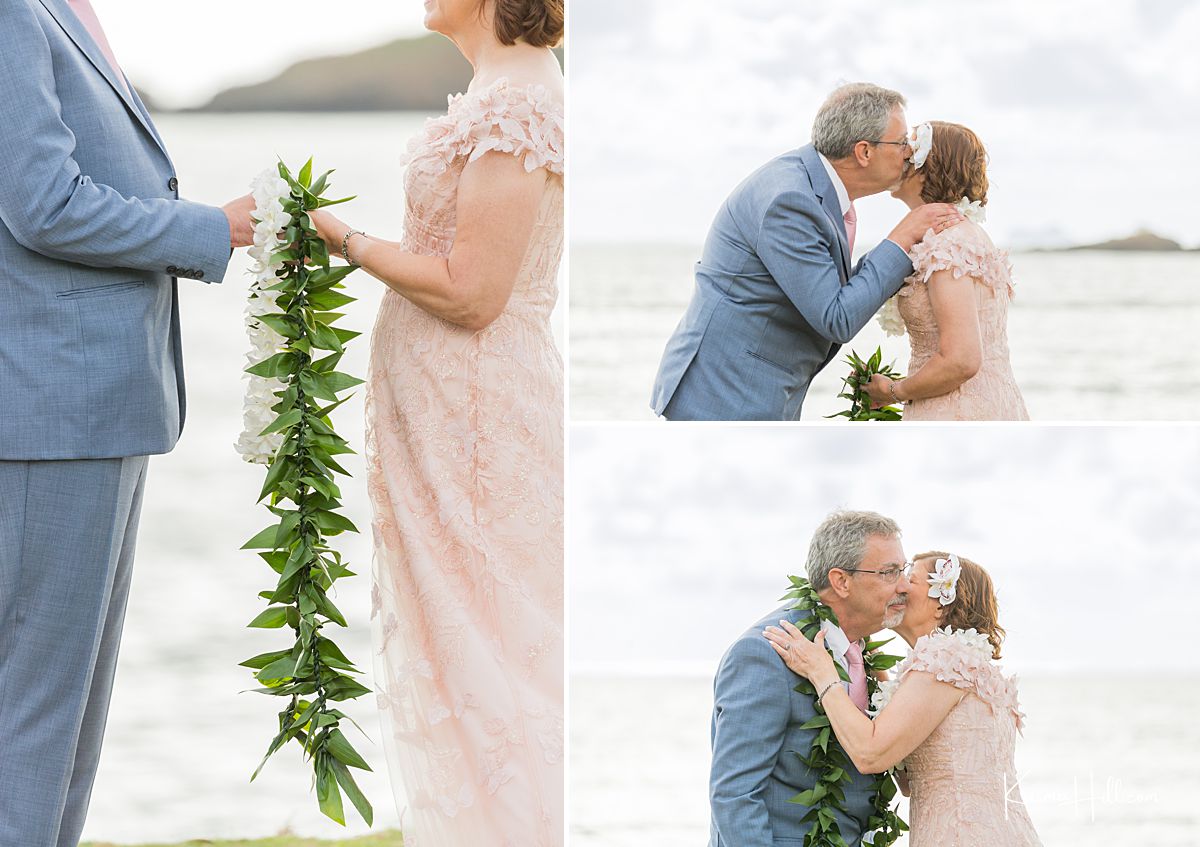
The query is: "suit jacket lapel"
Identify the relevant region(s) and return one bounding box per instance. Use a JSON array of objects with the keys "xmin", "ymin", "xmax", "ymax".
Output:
[
  {"xmin": 799, "ymin": 144, "xmax": 852, "ymax": 278},
  {"xmin": 37, "ymin": 0, "xmax": 168, "ymax": 160}
]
